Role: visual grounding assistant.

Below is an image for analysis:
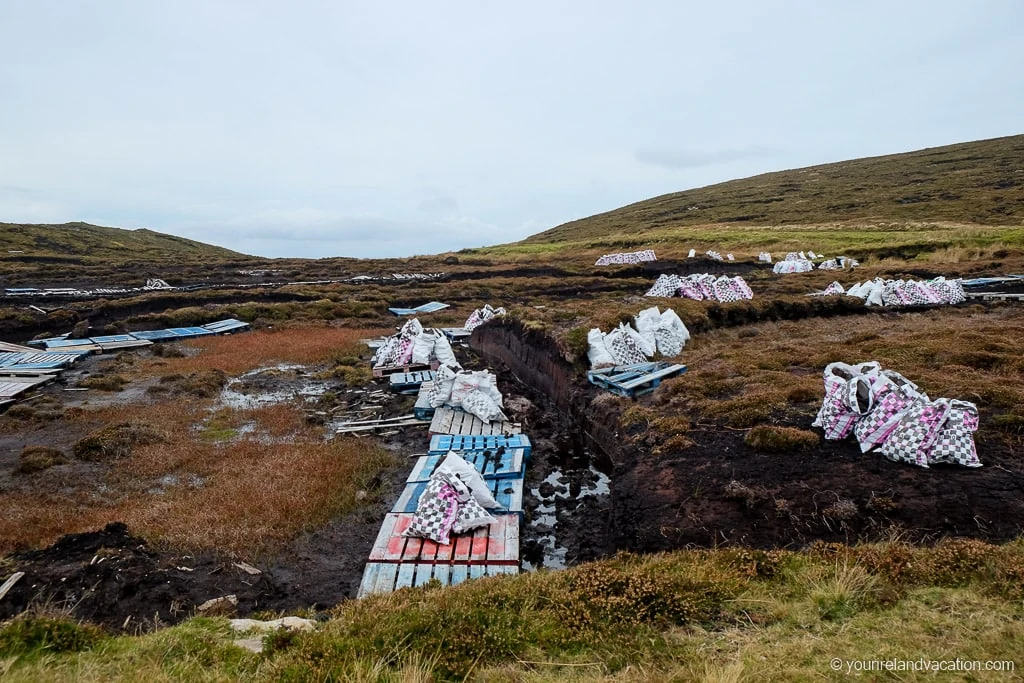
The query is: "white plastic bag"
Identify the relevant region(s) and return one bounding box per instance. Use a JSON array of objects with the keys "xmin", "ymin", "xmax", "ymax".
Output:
[
  {"xmin": 437, "ymin": 452, "xmax": 499, "ymax": 508},
  {"xmin": 432, "ymin": 333, "xmax": 460, "ymax": 368},
  {"xmin": 587, "ymin": 328, "xmax": 616, "ymax": 368},
  {"xmin": 411, "ymin": 332, "xmax": 436, "ymax": 365},
  {"xmin": 633, "ymin": 307, "xmax": 662, "ymax": 355}
]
